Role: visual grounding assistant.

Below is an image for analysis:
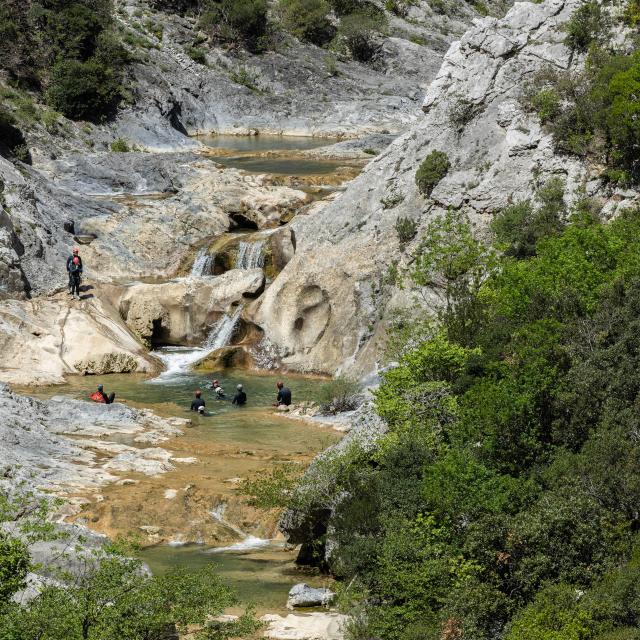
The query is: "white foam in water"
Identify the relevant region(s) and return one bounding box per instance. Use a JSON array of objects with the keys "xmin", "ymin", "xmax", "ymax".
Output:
[
  {"xmin": 236, "ymin": 241, "xmax": 265, "ymax": 270},
  {"xmin": 191, "ymin": 248, "xmax": 215, "ymax": 277},
  {"xmin": 207, "ymin": 536, "xmax": 273, "ymax": 554},
  {"xmin": 148, "ymin": 307, "xmax": 243, "ymax": 383}
]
